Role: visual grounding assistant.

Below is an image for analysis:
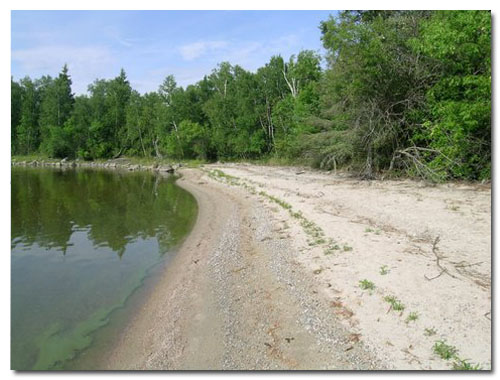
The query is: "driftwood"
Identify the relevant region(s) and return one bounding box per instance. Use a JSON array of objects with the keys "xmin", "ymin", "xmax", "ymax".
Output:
[{"xmin": 424, "ymin": 236, "xmax": 458, "ymax": 281}]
